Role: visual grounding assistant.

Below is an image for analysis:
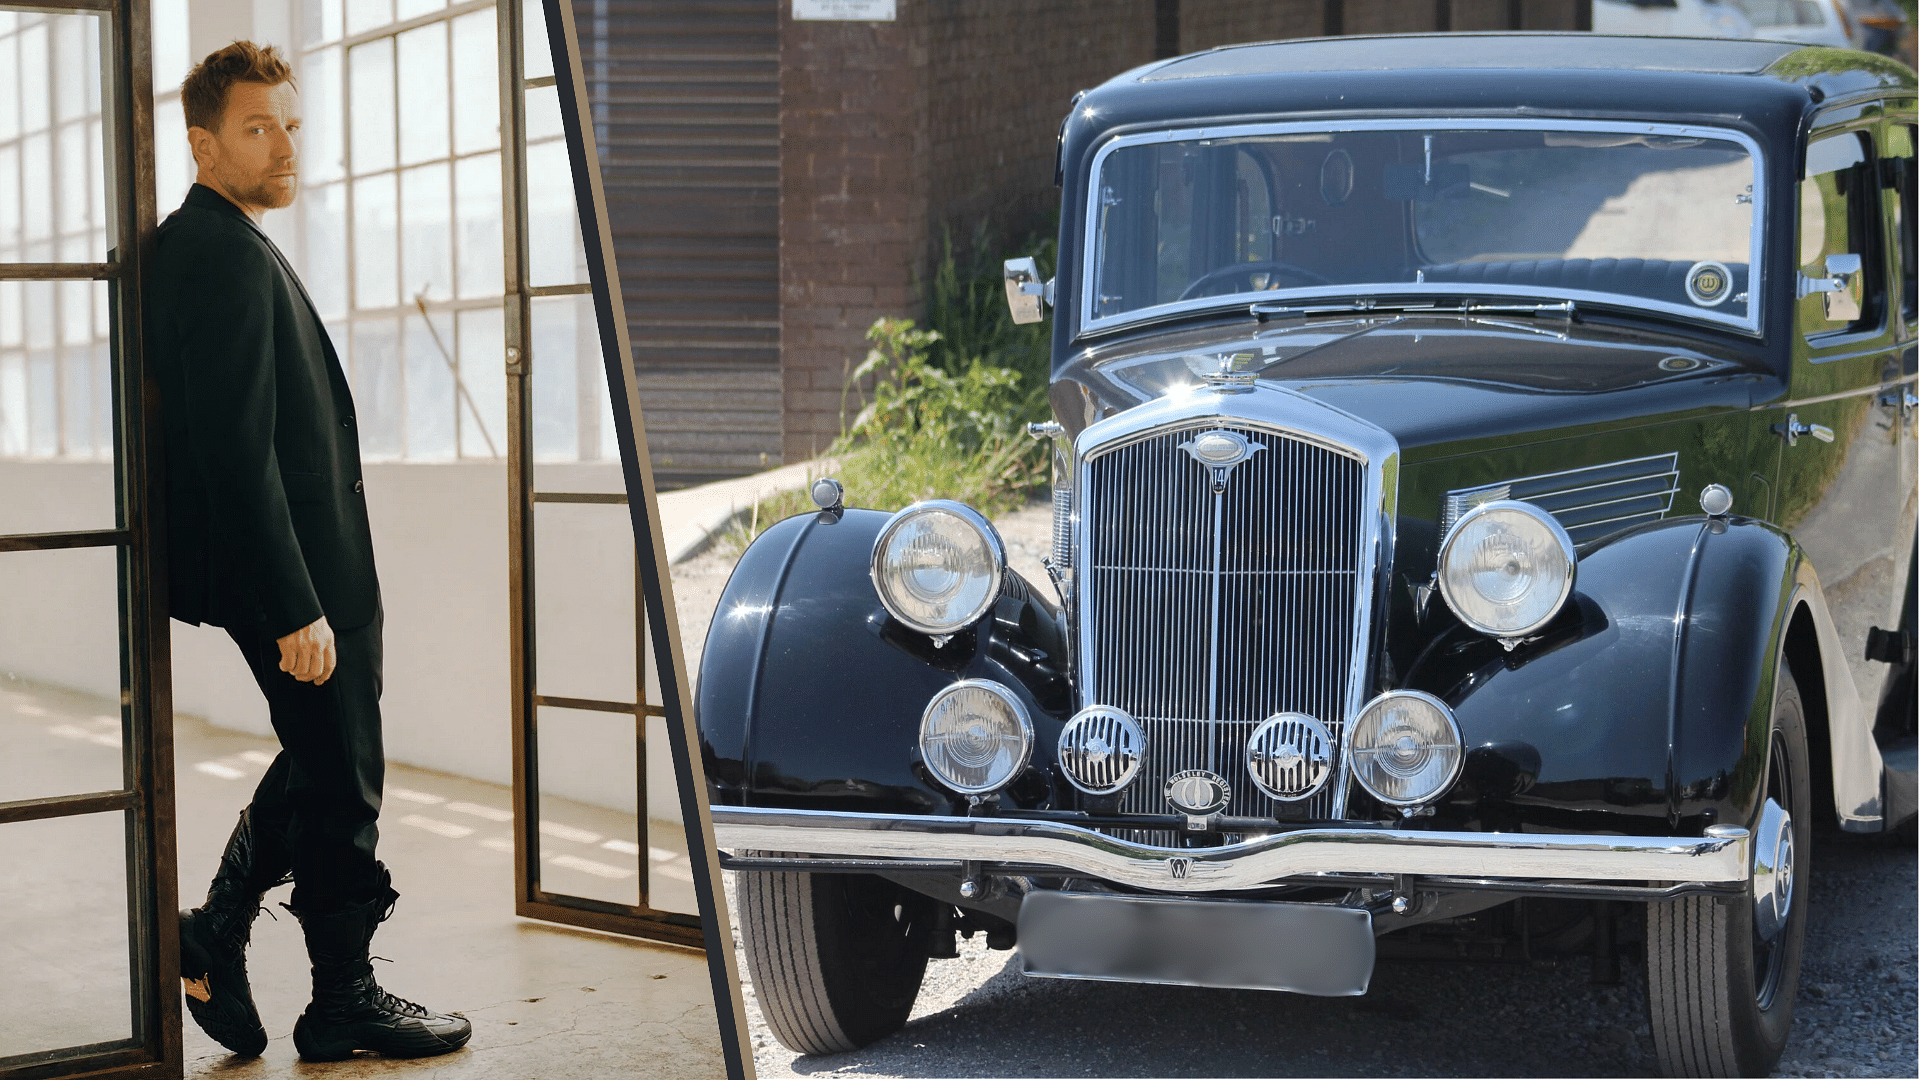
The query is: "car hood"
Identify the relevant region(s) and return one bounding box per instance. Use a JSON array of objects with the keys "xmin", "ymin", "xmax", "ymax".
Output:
[{"xmin": 1051, "ymin": 315, "xmax": 1774, "ymax": 458}]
